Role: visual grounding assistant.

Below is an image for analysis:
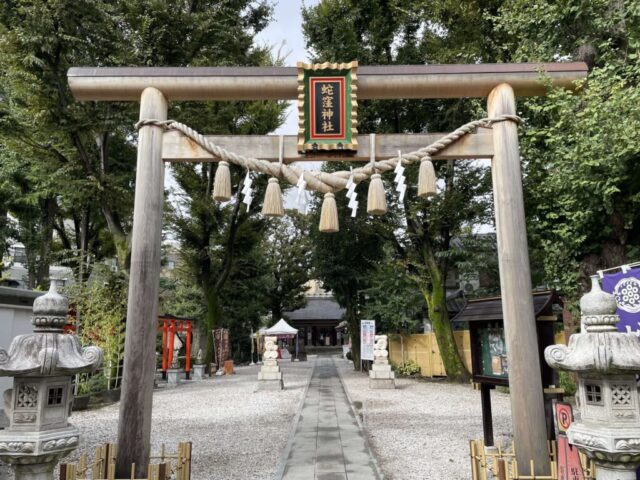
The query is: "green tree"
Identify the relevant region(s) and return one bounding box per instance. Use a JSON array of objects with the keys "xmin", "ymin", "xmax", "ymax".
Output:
[
  {"xmin": 308, "ymin": 178, "xmax": 389, "ymax": 368},
  {"xmin": 360, "ymin": 251, "xmax": 425, "ymax": 334},
  {"xmin": 0, "ymin": 0, "xmax": 276, "ymax": 277},
  {"xmin": 263, "ymin": 210, "xmax": 312, "ymax": 321},
  {"xmin": 492, "ymin": 0, "xmax": 640, "ymax": 308},
  {"xmin": 303, "ymin": 0, "xmax": 497, "ymax": 380},
  {"xmin": 65, "ymin": 267, "xmax": 128, "ymax": 391},
  {"xmin": 0, "ymin": 0, "xmax": 132, "ymax": 279}
]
